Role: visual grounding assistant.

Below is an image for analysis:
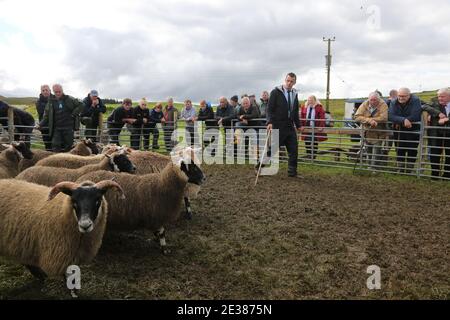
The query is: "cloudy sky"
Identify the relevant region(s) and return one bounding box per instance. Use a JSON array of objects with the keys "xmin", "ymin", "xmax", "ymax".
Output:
[{"xmin": 0, "ymin": 0, "xmax": 449, "ymax": 102}]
